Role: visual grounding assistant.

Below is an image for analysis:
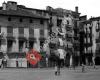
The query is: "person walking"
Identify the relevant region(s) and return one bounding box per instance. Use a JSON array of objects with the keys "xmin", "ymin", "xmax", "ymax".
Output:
[
  {"xmin": 1, "ymin": 57, "xmax": 4, "ymax": 69},
  {"xmin": 55, "ymin": 48, "xmax": 65, "ymax": 76},
  {"xmin": 1, "ymin": 57, "xmax": 7, "ymax": 69}
]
